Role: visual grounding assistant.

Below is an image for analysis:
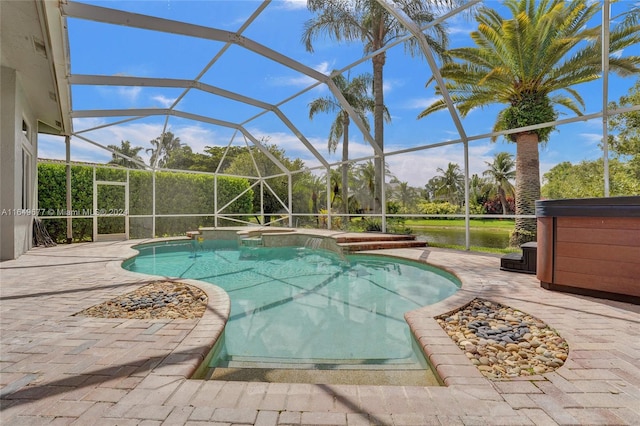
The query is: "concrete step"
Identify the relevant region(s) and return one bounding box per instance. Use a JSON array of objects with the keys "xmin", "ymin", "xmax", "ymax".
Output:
[
  {"xmin": 338, "ymin": 240, "xmax": 427, "ymax": 252},
  {"xmin": 333, "ymin": 233, "xmax": 417, "ymax": 244}
]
